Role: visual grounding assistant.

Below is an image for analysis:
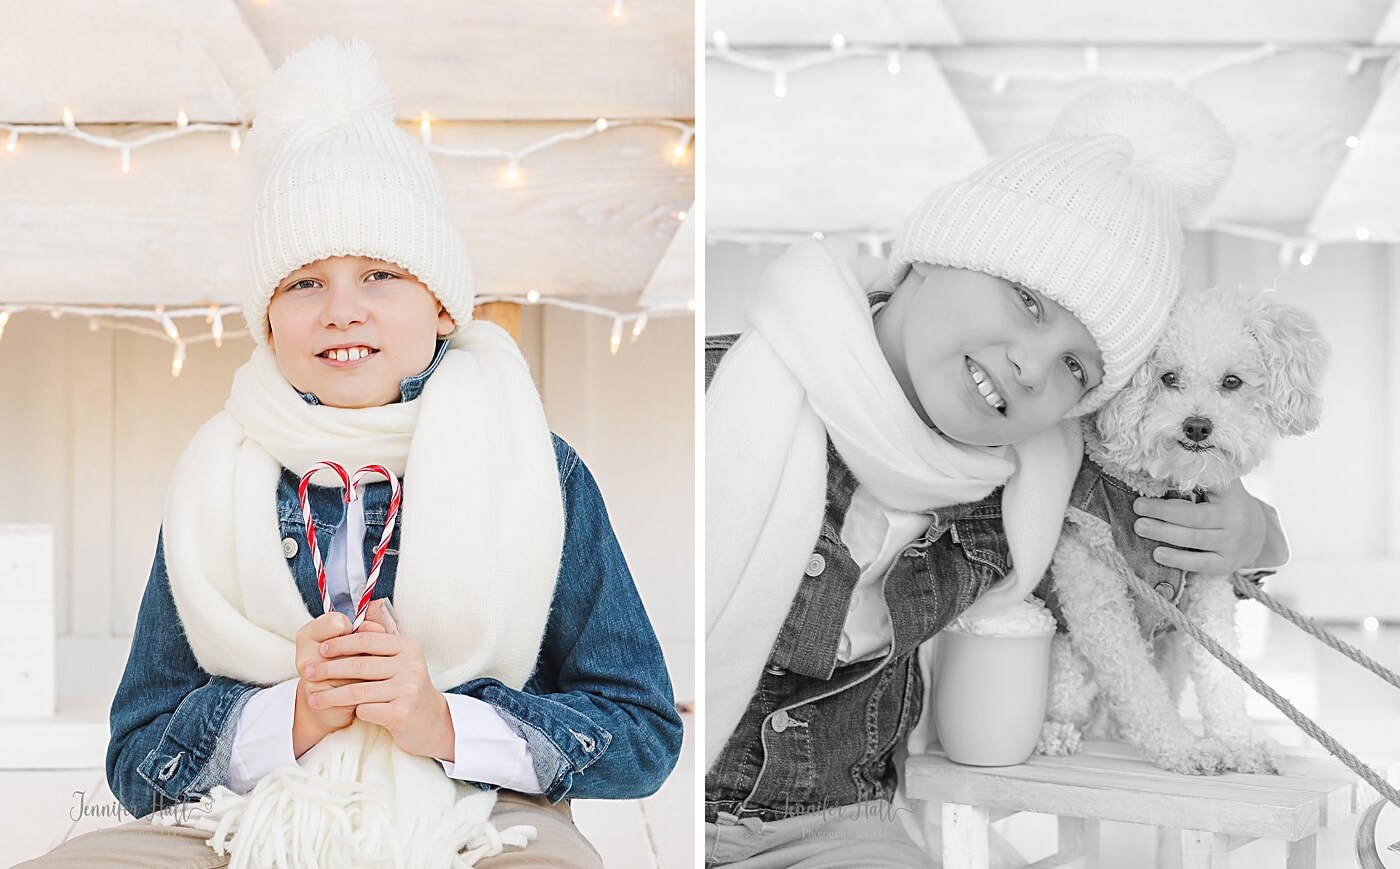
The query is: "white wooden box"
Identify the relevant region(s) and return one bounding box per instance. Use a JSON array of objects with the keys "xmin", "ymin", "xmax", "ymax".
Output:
[{"xmin": 0, "ymin": 525, "xmax": 54, "ymax": 717}]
